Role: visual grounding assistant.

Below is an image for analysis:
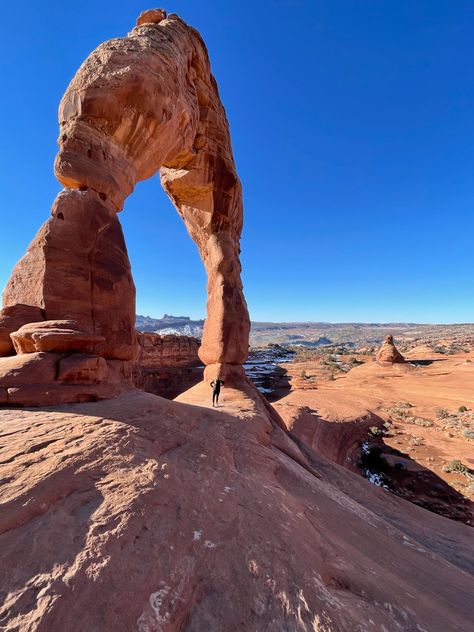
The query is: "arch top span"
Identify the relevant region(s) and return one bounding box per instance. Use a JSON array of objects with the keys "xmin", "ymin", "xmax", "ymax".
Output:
[{"xmin": 0, "ymin": 10, "xmax": 250, "ymax": 405}]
